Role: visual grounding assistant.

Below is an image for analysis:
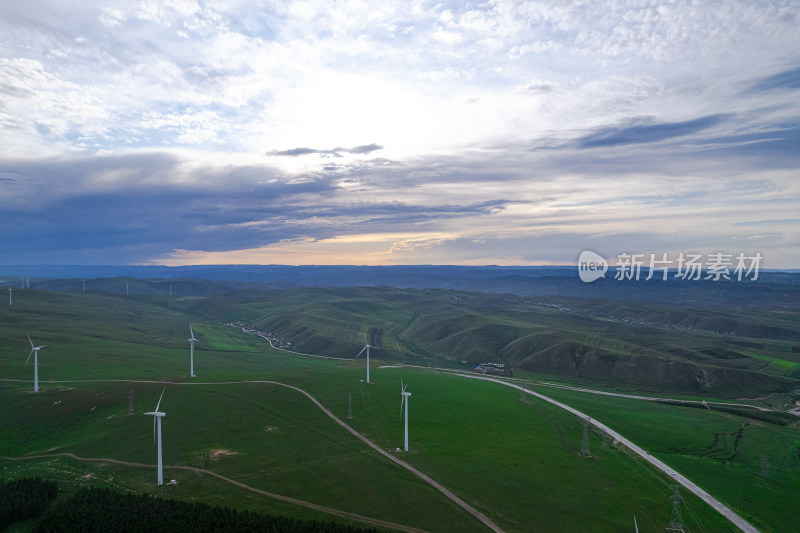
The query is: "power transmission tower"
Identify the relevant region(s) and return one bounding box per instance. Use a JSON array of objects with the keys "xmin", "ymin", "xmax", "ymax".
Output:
[
  {"xmin": 520, "ymin": 389, "xmax": 527, "ymax": 403},
  {"xmin": 580, "ymin": 418, "xmax": 591, "ymax": 457},
  {"xmin": 601, "ymin": 429, "xmax": 608, "ymax": 450},
  {"xmin": 665, "ymin": 485, "xmax": 685, "ymax": 532},
  {"xmin": 761, "ymin": 455, "xmax": 768, "ymax": 478},
  {"xmin": 347, "ymin": 392, "xmax": 352, "ymax": 420},
  {"xmin": 128, "ymin": 389, "xmax": 134, "ymax": 415}
]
